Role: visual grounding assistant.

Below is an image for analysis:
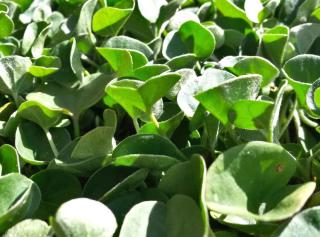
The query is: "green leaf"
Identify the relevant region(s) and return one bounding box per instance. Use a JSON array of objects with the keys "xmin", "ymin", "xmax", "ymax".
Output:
[
  {"xmin": 290, "ymin": 23, "xmax": 320, "ymax": 54},
  {"xmin": 0, "ymin": 56, "xmax": 32, "ymax": 103},
  {"xmin": 179, "ymin": 20, "xmax": 216, "ymax": 59},
  {"xmin": 53, "ymin": 198, "xmax": 117, "ymax": 237},
  {"xmin": 103, "ymin": 36, "xmax": 153, "ymax": 59},
  {"xmin": 291, "ymin": 0, "xmax": 319, "ymax": 26},
  {"xmin": 196, "ymin": 74, "xmax": 262, "ymax": 125},
  {"xmin": 31, "ymin": 23, "xmax": 50, "ymax": 58},
  {"xmin": 215, "ymin": 0, "xmax": 252, "ymax": 32},
  {"xmin": 283, "ymin": 54, "xmax": 320, "ymax": 107},
  {"xmin": 113, "ymin": 134, "xmax": 186, "ymax": 161},
  {"xmin": 206, "ymin": 141, "xmax": 315, "ymax": 222},
  {"xmin": 0, "ymin": 173, "xmax": 41, "ymax": 233},
  {"xmin": 0, "ymin": 144, "xmax": 20, "ymax": 175},
  {"xmin": 0, "ymin": 43, "xmax": 16, "ymax": 57},
  {"xmin": 133, "ymin": 64, "xmax": 170, "ymax": 80},
  {"xmin": 0, "ymin": 13, "xmax": 14, "ymax": 39},
  {"xmin": 21, "ymin": 22, "xmax": 38, "ymax": 55},
  {"xmin": 244, "ymin": 0, "xmax": 264, "ymax": 23},
  {"xmin": 119, "ymin": 200, "xmax": 166, "ymax": 237},
  {"xmin": 106, "ymin": 73, "xmax": 180, "ymax": 119},
  {"xmin": 120, "ymin": 194, "xmax": 206, "ymax": 237},
  {"xmin": 92, "ymin": 0, "xmax": 135, "ymax": 37},
  {"xmin": 83, "ymin": 166, "xmax": 146, "ymax": 200},
  {"xmin": 272, "ymin": 207, "xmax": 320, "ymax": 237},
  {"xmin": 3, "ymin": 219, "xmax": 50, "ymax": 237},
  {"xmin": 261, "ymin": 25, "xmax": 289, "ymax": 66},
  {"xmin": 139, "ymin": 103, "xmax": 184, "ymax": 137},
  {"xmin": 97, "ymin": 47, "xmax": 148, "ymax": 77},
  {"xmin": 166, "ymin": 54, "xmax": 197, "ymax": 70},
  {"xmin": 15, "ymin": 121, "xmax": 70, "ymax": 165},
  {"xmin": 31, "ymin": 169, "xmax": 82, "ymax": 219},
  {"xmin": 163, "ymin": 21, "xmax": 215, "ymax": 59},
  {"xmin": 307, "ymin": 78, "xmax": 320, "ymax": 115},
  {"xmin": 70, "ymin": 38, "xmax": 85, "ymax": 81},
  {"xmin": 137, "ymin": 0, "xmax": 167, "ymax": 23},
  {"xmin": 87, "ymin": 167, "xmax": 148, "ymax": 203},
  {"xmin": 112, "ymin": 154, "xmax": 180, "ymax": 170},
  {"xmin": 27, "ymin": 73, "xmax": 113, "ymax": 118},
  {"xmin": 28, "ymin": 56, "xmax": 61, "ymax": 77},
  {"xmin": 230, "ymin": 99, "xmax": 274, "ymax": 130},
  {"xmin": 219, "ymin": 56, "xmax": 279, "ymax": 87},
  {"xmin": 74, "ymin": 0, "xmax": 97, "ymax": 51},
  {"xmin": 159, "ymin": 155, "xmax": 210, "ymax": 235},
  {"xmin": 18, "ymin": 100, "xmax": 63, "ymax": 130},
  {"xmin": 71, "ymin": 126, "xmax": 115, "ymax": 160},
  {"xmin": 177, "ymin": 68, "xmax": 235, "ymax": 117}
]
